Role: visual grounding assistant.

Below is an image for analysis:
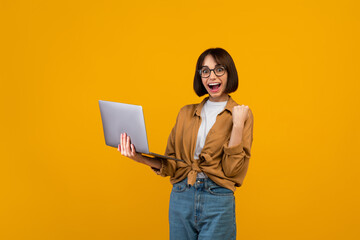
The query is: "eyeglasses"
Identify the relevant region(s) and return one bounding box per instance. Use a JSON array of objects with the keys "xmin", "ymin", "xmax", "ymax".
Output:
[{"xmin": 198, "ymin": 65, "xmax": 227, "ymax": 78}]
